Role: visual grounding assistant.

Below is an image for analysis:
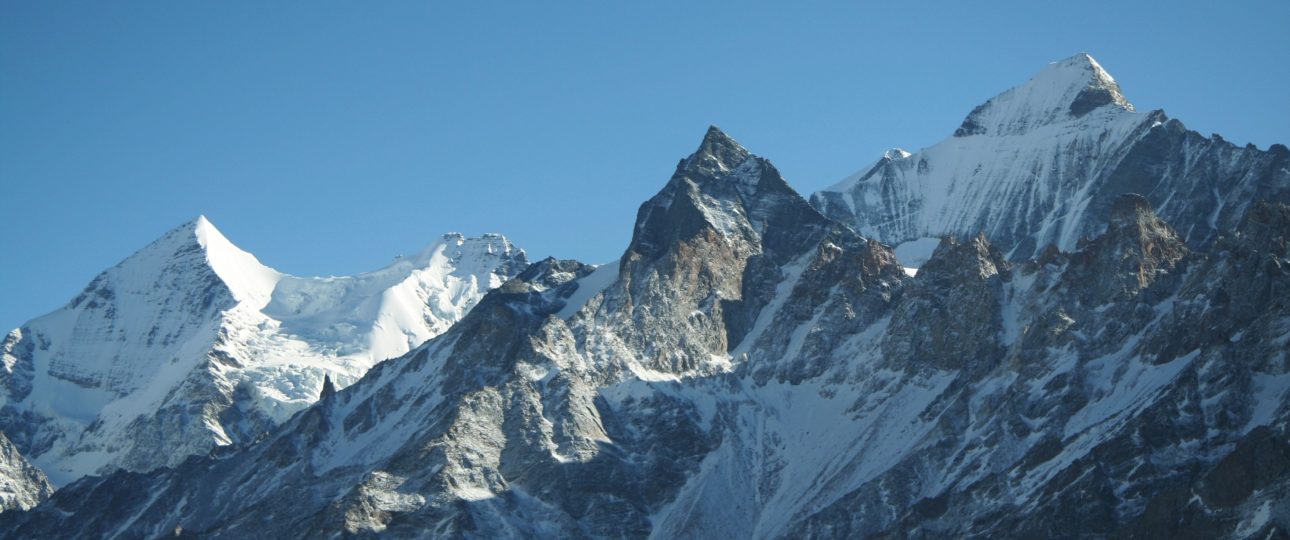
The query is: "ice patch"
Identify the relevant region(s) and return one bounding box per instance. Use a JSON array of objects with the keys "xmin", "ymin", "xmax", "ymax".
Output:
[{"xmin": 557, "ymin": 261, "xmax": 620, "ymax": 319}]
